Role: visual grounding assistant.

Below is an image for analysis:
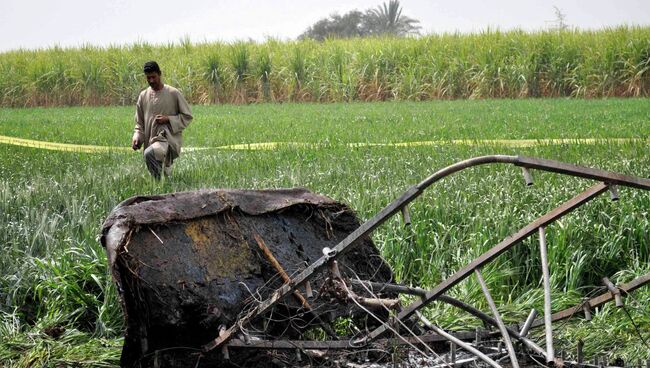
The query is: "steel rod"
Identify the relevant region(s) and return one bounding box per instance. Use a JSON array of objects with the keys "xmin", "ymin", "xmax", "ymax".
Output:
[
  {"xmin": 539, "ymin": 226, "xmax": 555, "ymax": 363},
  {"xmin": 475, "ymin": 268, "xmax": 520, "ymax": 368},
  {"xmin": 417, "ymin": 311, "xmax": 503, "ymax": 368},
  {"xmin": 609, "ymin": 185, "xmax": 620, "ymax": 201},
  {"xmin": 522, "ymin": 167, "xmax": 534, "ymax": 186},
  {"xmin": 602, "ymin": 277, "xmax": 623, "ymax": 307},
  {"xmin": 577, "ymin": 340, "xmax": 584, "ymax": 366},
  {"xmin": 582, "ymin": 300, "xmax": 593, "ymax": 321},
  {"xmin": 401, "ymin": 205, "xmax": 411, "ymax": 226},
  {"xmin": 350, "ymin": 280, "xmax": 427, "ymax": 298},
  {"xmin": 519, "ymin": 309, "xmax": 538, "ymax": 337}
]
